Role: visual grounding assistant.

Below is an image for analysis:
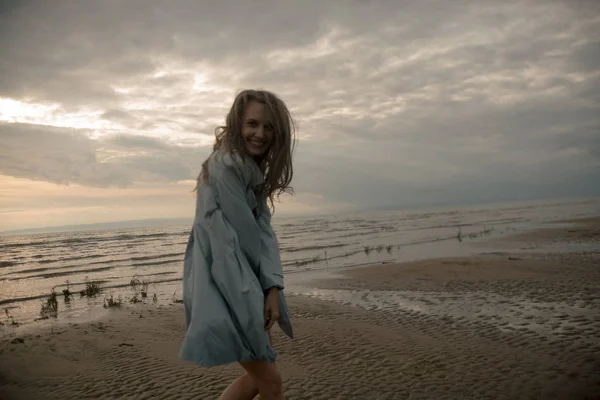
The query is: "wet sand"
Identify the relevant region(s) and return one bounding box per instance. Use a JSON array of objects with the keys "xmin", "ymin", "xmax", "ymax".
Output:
[
  {"xmin": 499, "ymin": 216, "xmax": 600, "ymax": 246},
  {"xmin": 1, "ymin": 218, "xmax": 599, "ymax": 399}
]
